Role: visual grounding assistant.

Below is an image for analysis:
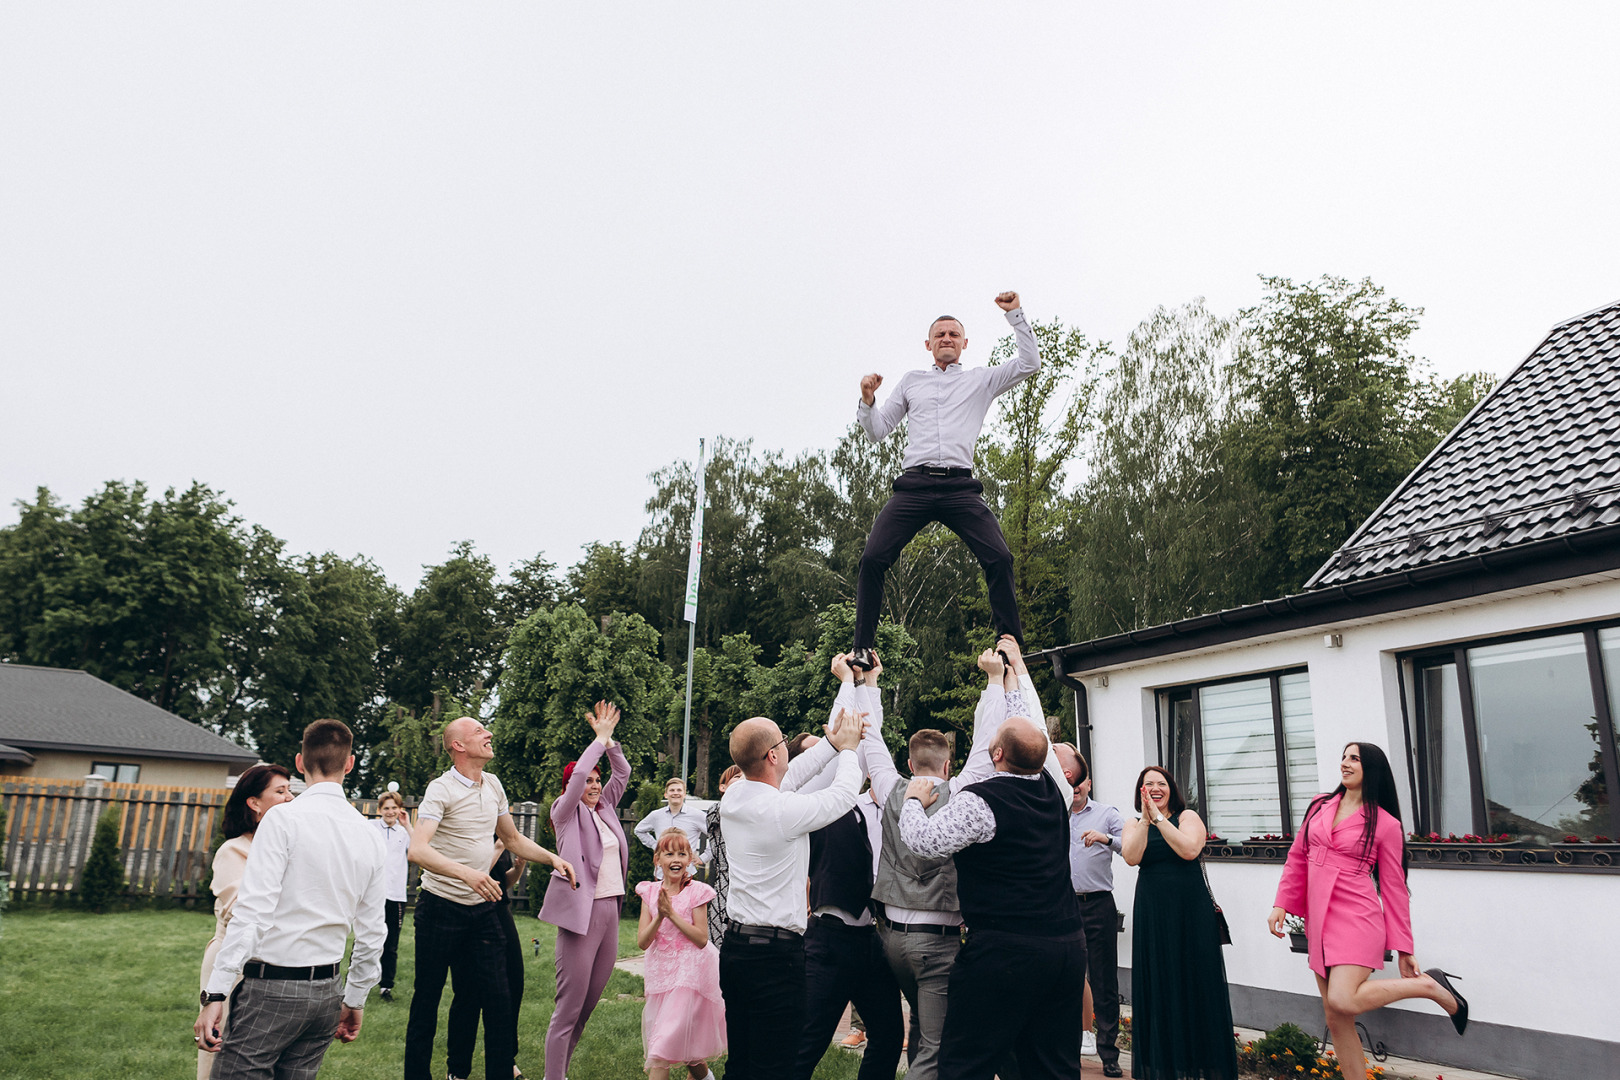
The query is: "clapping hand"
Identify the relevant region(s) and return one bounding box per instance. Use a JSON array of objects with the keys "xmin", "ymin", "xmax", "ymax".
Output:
[
  {"xmin": 905, "ymin": 776, "xmax": 939, "ymax": 809},
  {"xmin": 657, "ymin": 888, "xmax": 676, "ymax": 920},
  {"xmin": 994, "ymin": 291, "xmax": 1020, "ymax": 312},
  {"xmin": 587, "ymin": 701, "xmax": 620, "ymax": 746}
]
